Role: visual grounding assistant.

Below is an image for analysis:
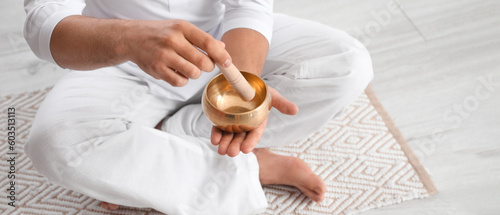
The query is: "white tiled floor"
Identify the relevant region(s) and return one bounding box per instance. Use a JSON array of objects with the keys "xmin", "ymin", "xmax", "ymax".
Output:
[
  {"xmin": 275, "ymin": 0, "xmax": 500, "ymax": 214},
  {"xmin": 1, "ymin": 0, "xmax": 499, "ymax": 214}
]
